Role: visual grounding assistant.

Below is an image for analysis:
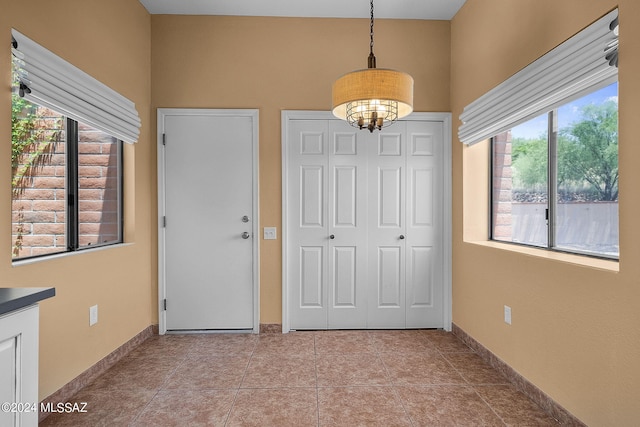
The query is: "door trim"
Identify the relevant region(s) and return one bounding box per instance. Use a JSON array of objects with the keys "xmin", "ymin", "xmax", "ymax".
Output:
[
  {"xmin": 281, "ymin": 110, "xmax": 452, "ymax": 333},
  {"xmin": 157, "ymin": 108, "xmax": 260, "ymax": 334}
]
